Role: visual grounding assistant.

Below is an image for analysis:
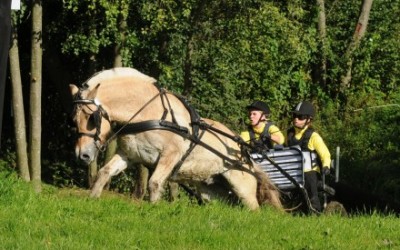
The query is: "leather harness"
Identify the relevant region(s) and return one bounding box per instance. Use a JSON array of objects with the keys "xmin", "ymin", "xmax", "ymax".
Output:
[{"xmin": 72, "ymin": 83, "xmax": 252, "ymax": 174}]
